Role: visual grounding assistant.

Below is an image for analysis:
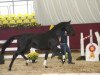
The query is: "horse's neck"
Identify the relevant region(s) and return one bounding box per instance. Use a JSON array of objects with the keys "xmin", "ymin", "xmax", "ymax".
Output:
[
  {"xmin": 46, "ymin": 26, "xmax": 61, "ymax": 36},
  {"xmin": 51, "ymin": 29, "xmax": 61, "ymax": 37}
]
